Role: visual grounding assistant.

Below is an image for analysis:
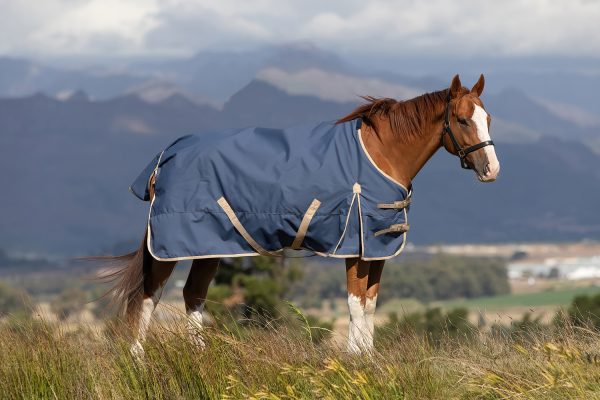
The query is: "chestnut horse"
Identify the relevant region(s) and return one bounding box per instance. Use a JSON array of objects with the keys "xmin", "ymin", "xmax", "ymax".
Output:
[{"xmin": 104, "ymin": 74, "xmax": 499, "ymax": 356}]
